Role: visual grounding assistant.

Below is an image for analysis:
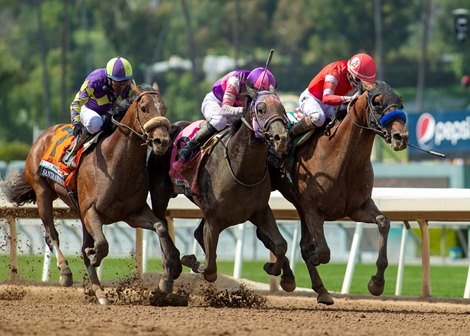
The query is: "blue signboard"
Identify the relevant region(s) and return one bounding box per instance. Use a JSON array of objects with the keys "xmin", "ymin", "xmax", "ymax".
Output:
[{"xmin": 407, "ymin": 110, "xmax": 470, "ymax": 160}]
